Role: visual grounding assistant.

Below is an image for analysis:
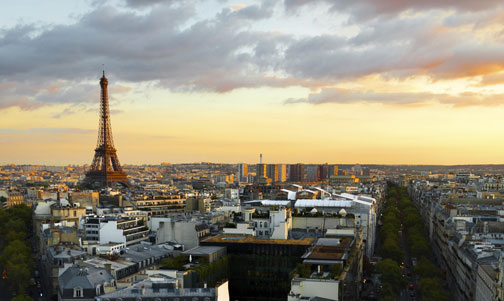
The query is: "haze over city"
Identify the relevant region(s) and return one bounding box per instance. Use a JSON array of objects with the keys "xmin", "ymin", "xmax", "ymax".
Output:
[{"xmin": 2, "ymin": 0, "xmax": 504, "ymax": 165}]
